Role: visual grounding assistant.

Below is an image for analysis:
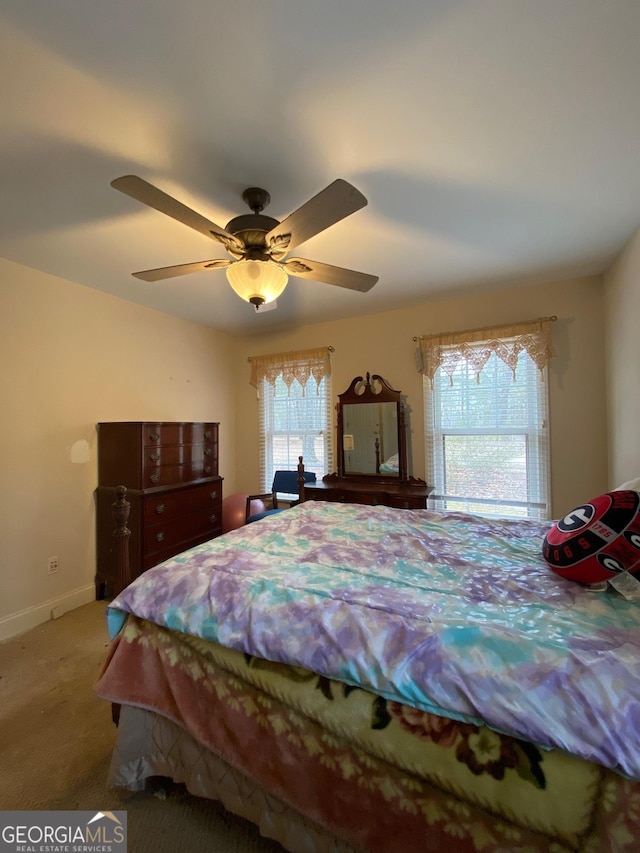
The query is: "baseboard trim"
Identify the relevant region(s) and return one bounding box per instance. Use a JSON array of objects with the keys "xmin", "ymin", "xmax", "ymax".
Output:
[{"xmin": 0, "ymin": 585, "xmax": 96, "ymax": 642}]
